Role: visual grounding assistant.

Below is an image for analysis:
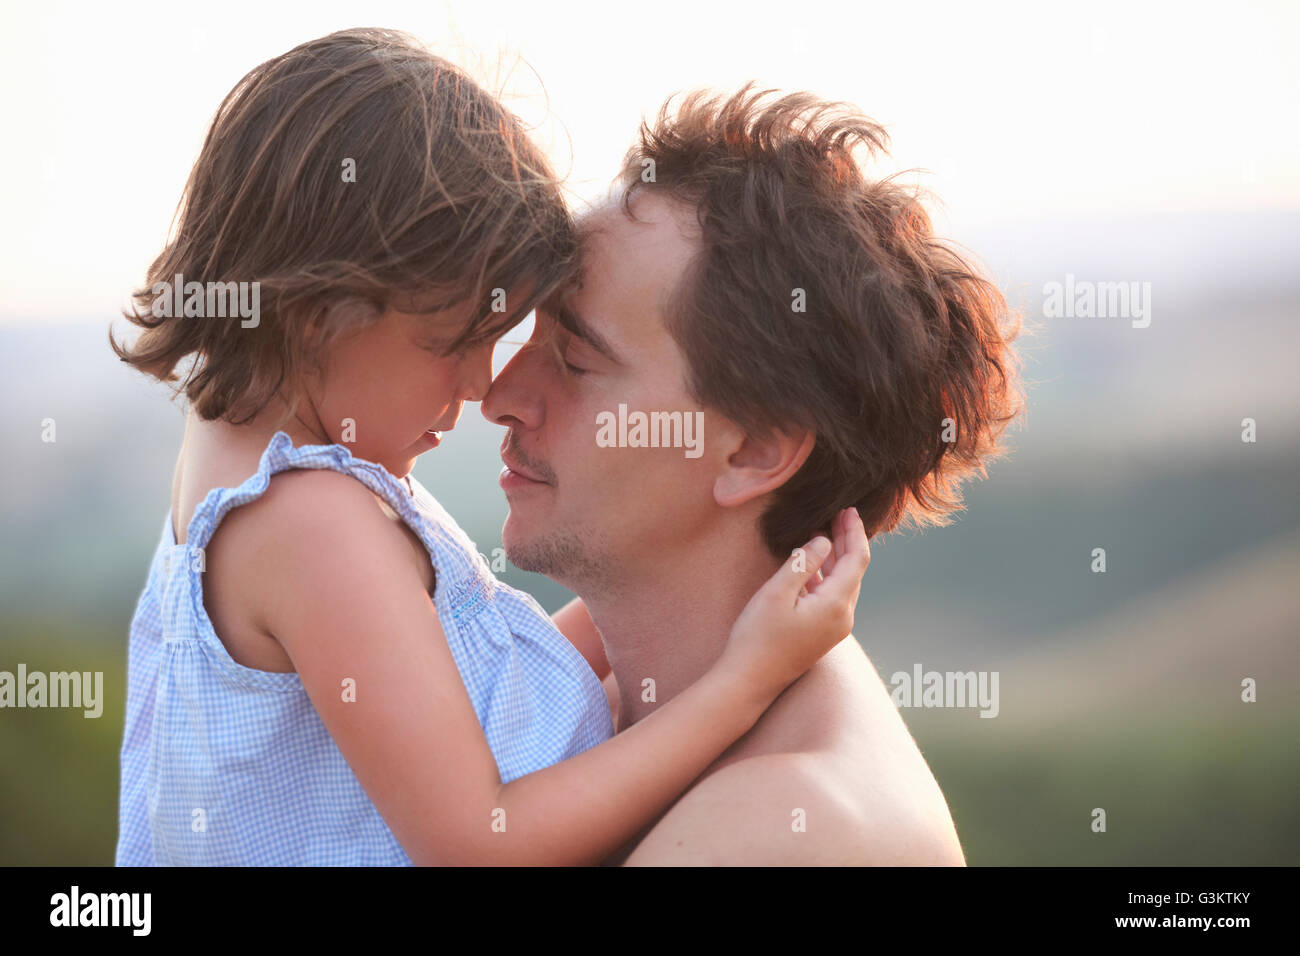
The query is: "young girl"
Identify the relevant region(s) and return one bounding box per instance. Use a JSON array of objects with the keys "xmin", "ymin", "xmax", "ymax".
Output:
[{"xmin": 111, "ymin": 28, "xmax": 869, "ymax": 866}]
